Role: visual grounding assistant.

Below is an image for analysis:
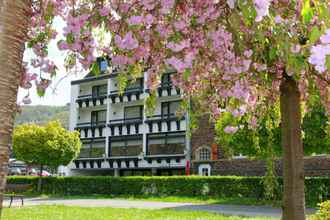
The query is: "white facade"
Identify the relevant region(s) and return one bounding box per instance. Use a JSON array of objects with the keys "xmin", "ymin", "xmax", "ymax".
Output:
[{"xmin": 68, "ymin": 63, "xmax": 191, "ymax": 176}]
